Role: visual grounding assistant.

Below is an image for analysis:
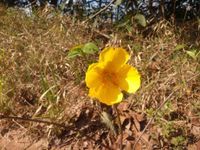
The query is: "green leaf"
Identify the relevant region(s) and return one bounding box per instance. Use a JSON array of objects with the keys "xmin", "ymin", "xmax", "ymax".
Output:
[
  {"xmin": 171, "ymin": 136, "xmax": 186, "ymax": 146},
  {"xmin": 40, "ymin": 74, "xmax": 56, "ymax": 103},
  {"xmin": 174, "ymin": 44, "xmax": 185, "ymax": 51},
  {"xmin": 82, "ymin": 42, "xmax": 99, "ymax": 54},
  {"xmin": 186, "ymin": 49, "xmax": 198, "ymax": 60},
  {"xmin": 67, "ymin": 43, "xmax": 98, "ymax": 58},
  {"xmin": 100, "ymin": 111, "xmax": 116, "ymax": 136},
  {"xmin": 67, "ymin": 49, "xmax": 82, "ymax": 59},
  {"xmin": 134, "ymin": 14, "xmax": 146, "ymax": 27},
  {"xmin": 67, "ymin": 45, "xmax": 84, "ymax": 59}
]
